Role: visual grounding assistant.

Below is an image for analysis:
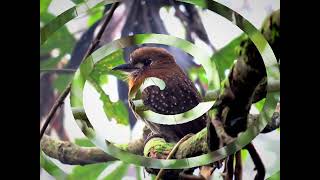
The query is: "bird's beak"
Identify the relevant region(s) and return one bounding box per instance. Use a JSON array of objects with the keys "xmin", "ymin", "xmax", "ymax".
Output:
[{"xmin": 112, "ymin": 63, "xmax": 138, "ymax": 72}]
